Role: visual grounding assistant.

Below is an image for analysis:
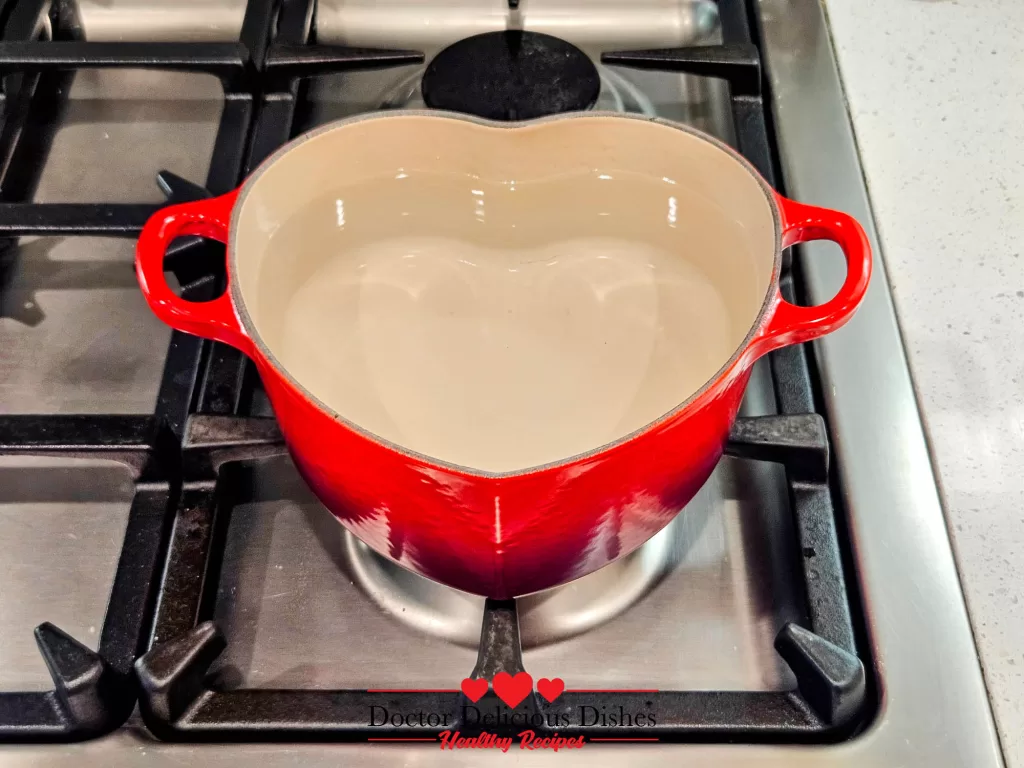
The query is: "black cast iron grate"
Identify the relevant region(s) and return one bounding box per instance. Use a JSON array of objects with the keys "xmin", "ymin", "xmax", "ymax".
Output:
[
  {"xmin": 0, "ymin": 0, "xmax": 873, "ymax": 745},
  {"xmin": 0, "ymin": 0, "xmax": 421, "ymax": 742},
  {"xmin": 134, "ymin": 412, "xmax": 866, "ymax": 743}
]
